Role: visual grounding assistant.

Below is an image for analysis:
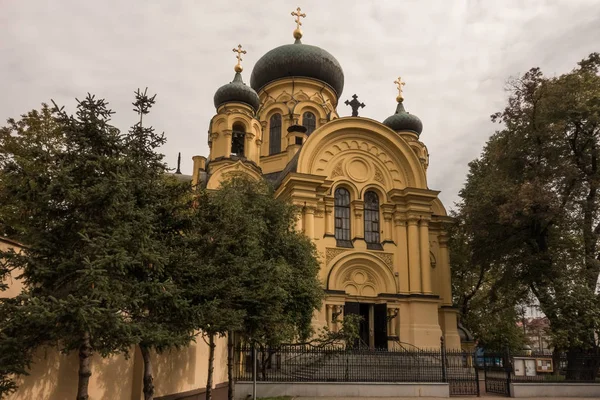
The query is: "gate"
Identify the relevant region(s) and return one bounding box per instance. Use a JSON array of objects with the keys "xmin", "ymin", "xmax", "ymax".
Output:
[
  {"xmin": 445, "ymin": 349, "xmax": 480, "ymax": 396},
  {"xmin": 482, "ymin": 352, "xmax": 511, "ymax": 396}
]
